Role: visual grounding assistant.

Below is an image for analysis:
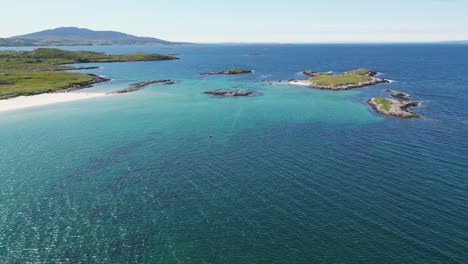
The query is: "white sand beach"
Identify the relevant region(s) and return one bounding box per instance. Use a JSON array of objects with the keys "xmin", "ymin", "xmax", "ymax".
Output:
[
  {"xmin": 0, "ymin": 92, "xmax": 109, "ymax": 112},
  {"xmin": 288, "ymin": 80, "xmax": 311, "ymax": 86}
]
